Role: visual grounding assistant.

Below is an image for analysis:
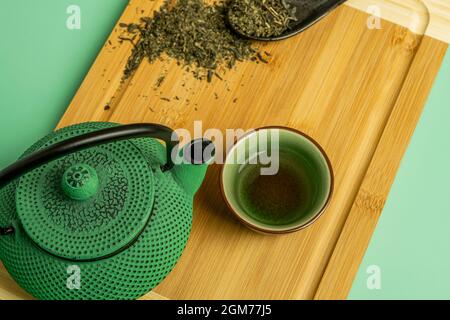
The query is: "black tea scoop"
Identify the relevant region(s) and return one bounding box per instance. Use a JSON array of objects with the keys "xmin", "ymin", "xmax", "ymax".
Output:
[{"xmin": 227, "ymin": 0, "xmax": 347, "ymax": 41}]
